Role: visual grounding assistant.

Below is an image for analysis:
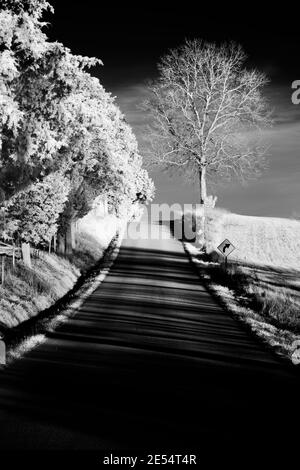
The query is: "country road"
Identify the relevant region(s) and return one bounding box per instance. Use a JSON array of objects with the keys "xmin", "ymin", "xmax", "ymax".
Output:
[{"xmin": 0, "ymin": 222, "xmax": 299, "ymax": 464}]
